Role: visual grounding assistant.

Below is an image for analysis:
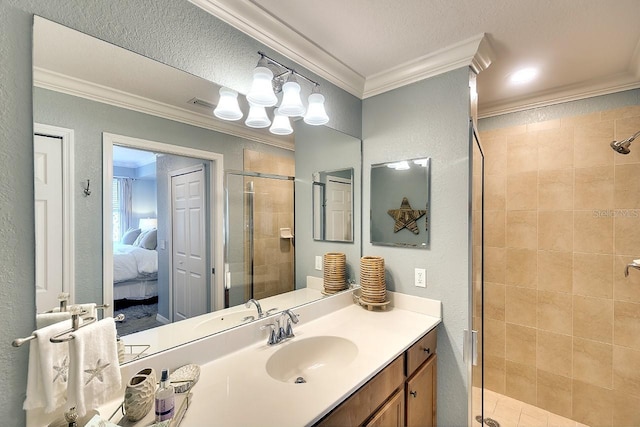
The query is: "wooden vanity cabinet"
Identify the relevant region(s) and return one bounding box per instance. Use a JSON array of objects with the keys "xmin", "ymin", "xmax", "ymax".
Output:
[{"xmin": 314, "ymin": 327, "xmax": 437, "ymax": 427}]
